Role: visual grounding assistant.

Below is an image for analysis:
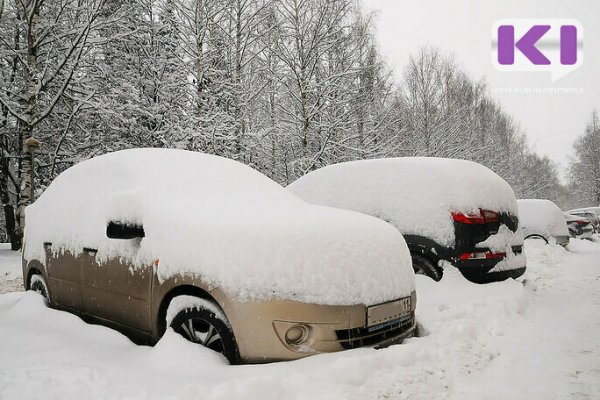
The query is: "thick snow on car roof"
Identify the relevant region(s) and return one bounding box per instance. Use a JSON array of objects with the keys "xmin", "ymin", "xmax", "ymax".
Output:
[
  {"xmin": 24, "ymin": 149, "xmax": 414, "ymax": 306},
  {"xmin": 563, "ymin": 212, "xmax": 587, "ymax": 223},
  {"xmin": 517, "ymin": 199, "xmax": 569, "ymax": 238},
  {"xmin": 288, "ymin": 157, "xmax": 518, "ymax": 246},
  {"xmin": 567, "ymin": 207, "xmax": 600, "ymax": 218}
]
